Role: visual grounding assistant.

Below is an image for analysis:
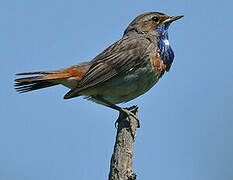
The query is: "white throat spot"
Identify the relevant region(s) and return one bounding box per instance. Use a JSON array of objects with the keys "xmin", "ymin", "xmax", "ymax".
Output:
[{"xmin": 163, "ymin": 39, "xmax": 170, "ymax": 46}]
